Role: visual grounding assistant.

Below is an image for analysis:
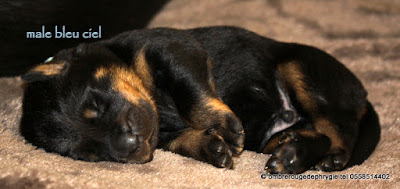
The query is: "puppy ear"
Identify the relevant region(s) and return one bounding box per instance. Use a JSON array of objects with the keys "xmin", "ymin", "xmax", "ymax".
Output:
[{"xmin": 22, "ymin": 58, "xmax": 68, "ymax": 82}]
